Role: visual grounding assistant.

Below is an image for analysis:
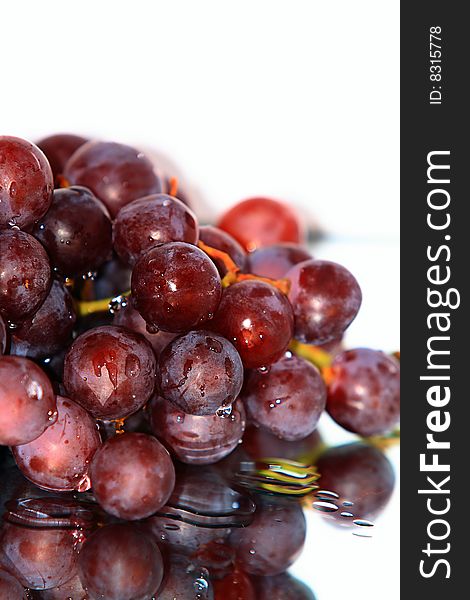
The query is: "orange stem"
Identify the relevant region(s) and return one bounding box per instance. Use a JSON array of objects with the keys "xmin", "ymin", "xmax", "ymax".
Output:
[{"xmin": 168, "ymin": 176, "xmax": 179, "ymax": 197}]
